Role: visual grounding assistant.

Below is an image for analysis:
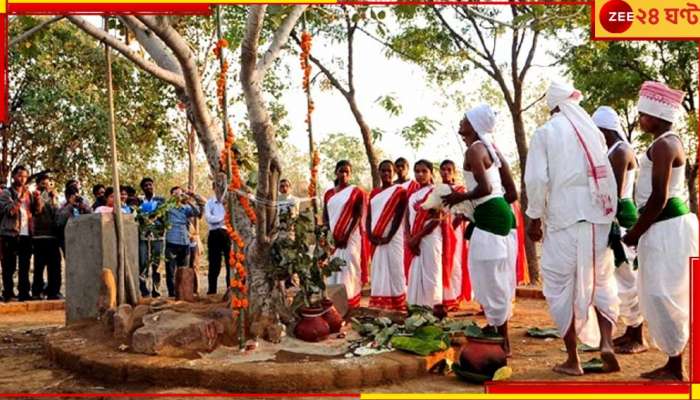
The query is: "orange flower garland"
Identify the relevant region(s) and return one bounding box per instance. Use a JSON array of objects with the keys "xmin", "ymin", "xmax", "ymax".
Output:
[
  {"xmin": 300, "ymin": 31, "xmax": 318, "ymax": 200},
  {"xmin": 300, "ymin": 31, "xmax": 315, "ymax": 125},
  {"xmin": 213, "ymin": 37, "xmax": 252, "ymax": 311},
  {"xmin": 308, "ymin": 149, "xmax": 320, "ymax": 198}
]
